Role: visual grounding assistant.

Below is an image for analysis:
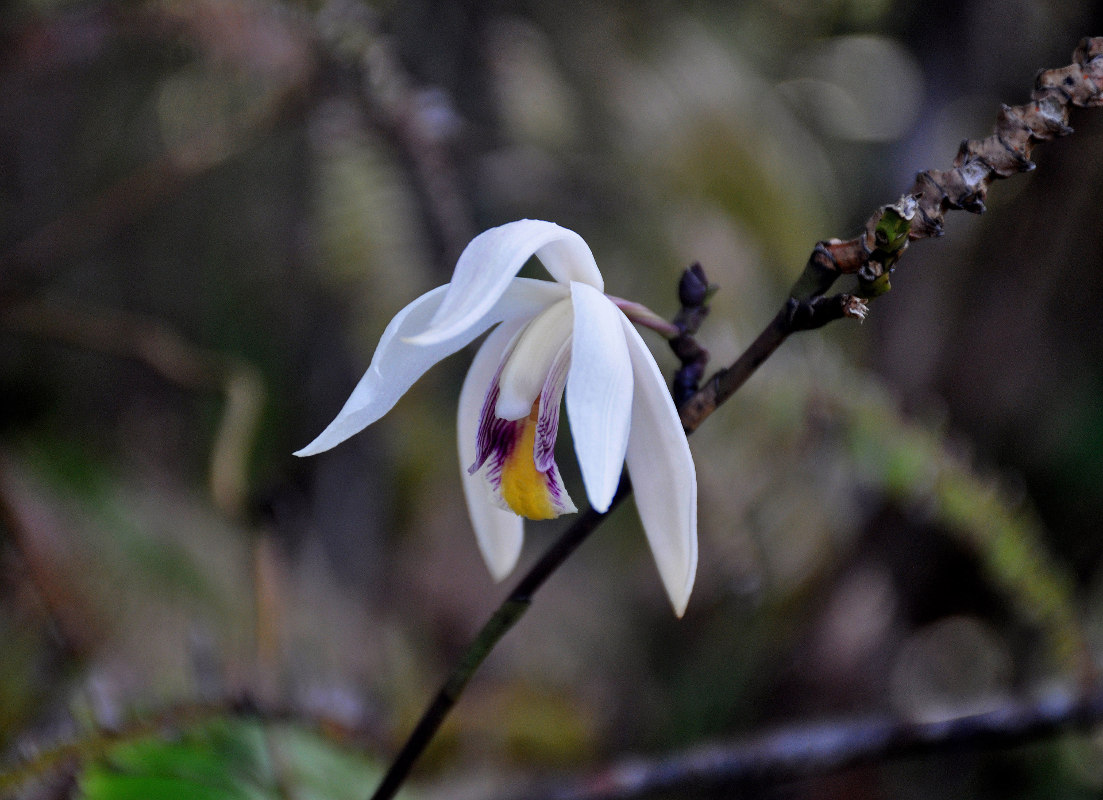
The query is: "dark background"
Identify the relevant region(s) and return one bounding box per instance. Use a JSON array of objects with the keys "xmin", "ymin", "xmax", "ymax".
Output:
[{"xmin": 2, "ymin": 1, "xmax": 1103, "ymax": 797}]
